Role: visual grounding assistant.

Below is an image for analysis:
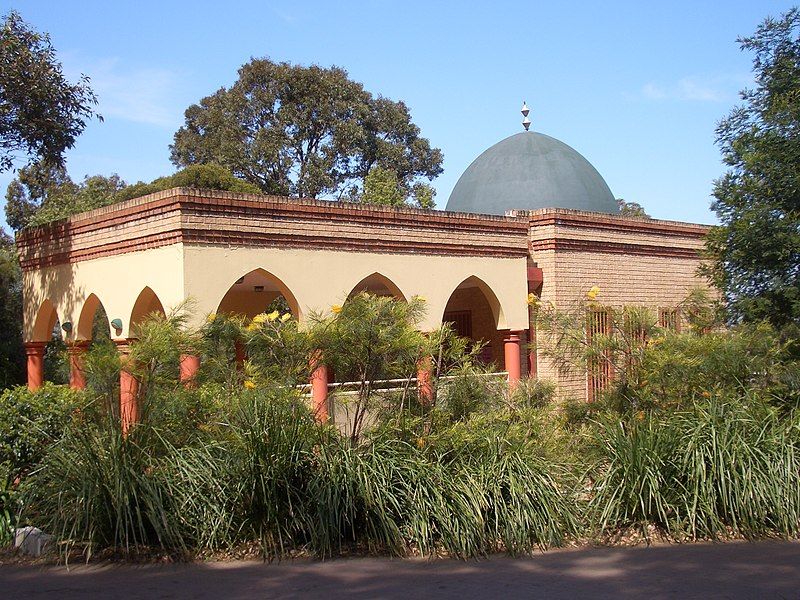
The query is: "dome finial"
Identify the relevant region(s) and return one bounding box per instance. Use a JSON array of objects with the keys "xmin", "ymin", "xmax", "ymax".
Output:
[{"xmin": 521, "ymin": 101, "xmax": 531, "ymax": 131}]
